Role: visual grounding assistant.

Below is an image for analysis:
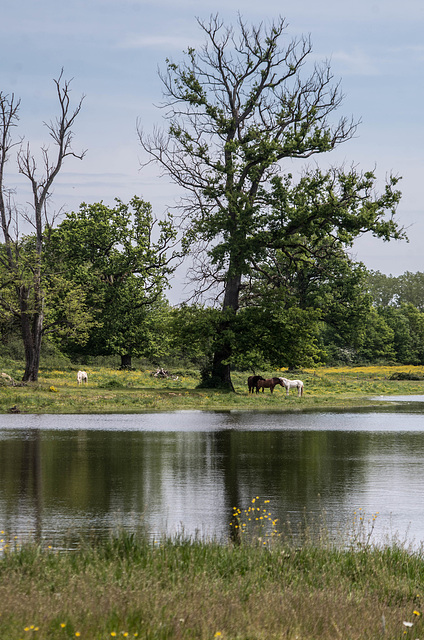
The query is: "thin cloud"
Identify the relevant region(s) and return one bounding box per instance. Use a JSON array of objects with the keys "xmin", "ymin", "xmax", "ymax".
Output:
[
  {"xmin": 330, "ymin": 49, "xmax": 382, "ymax": 76},
  {"xmin": 117, "ymin": 34, "xmax": 203, "ymax": 50}
]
